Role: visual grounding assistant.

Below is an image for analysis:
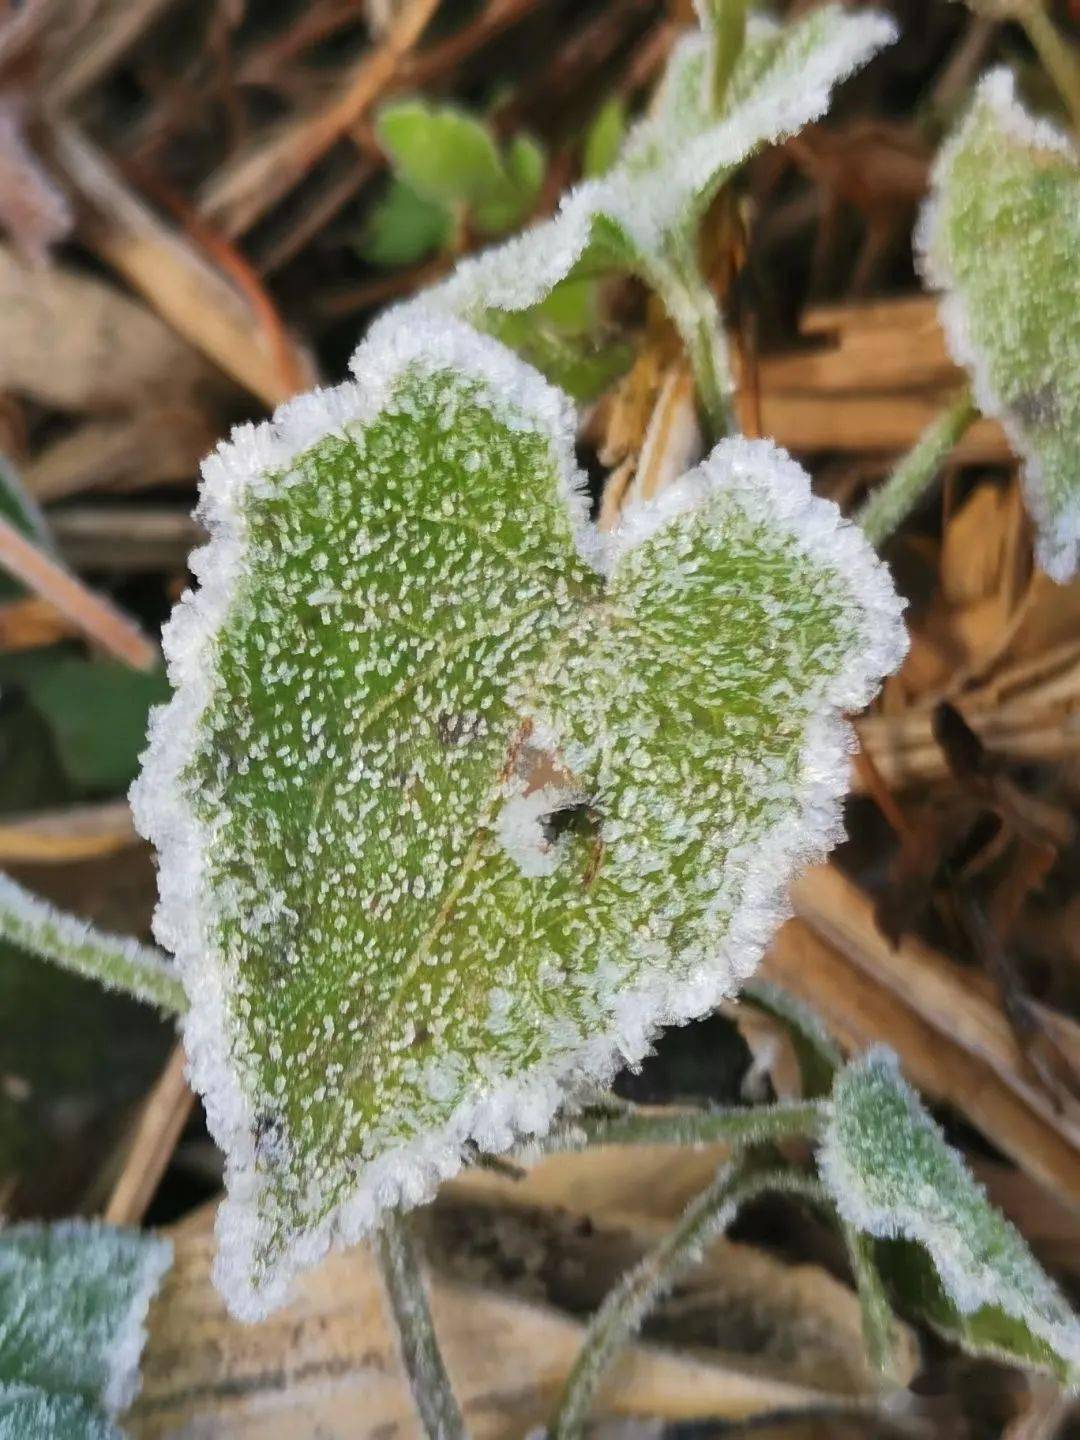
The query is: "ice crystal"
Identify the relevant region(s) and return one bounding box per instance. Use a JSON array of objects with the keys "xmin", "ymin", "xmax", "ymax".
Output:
[
  {"xmin": 821, "ymin": 1049, "xmax": 1080, "ymax": 1385},
  {"xmin": 917, "ymin": 69, "xmax": 1080, "ymax": 581},
  {"xmin": 133, "ymin": 309, "xmax": 905, "ymax": 1318},
  {"xmin": 0, "ymin": 1221, "xmax": 171, "ymax": 1422},
  {"xmin": 429, "ymin": 6, "xmax": 895, "ymax": 326}
]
